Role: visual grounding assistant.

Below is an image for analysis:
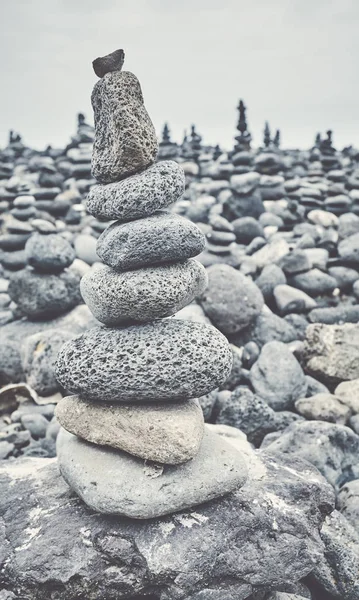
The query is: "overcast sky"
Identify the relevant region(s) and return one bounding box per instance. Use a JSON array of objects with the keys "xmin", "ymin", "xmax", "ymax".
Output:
[{"xmin": 1, "ymin": 0, "xmax": 358, "ymax": 152}]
